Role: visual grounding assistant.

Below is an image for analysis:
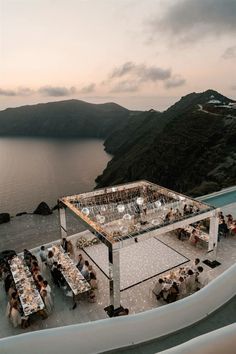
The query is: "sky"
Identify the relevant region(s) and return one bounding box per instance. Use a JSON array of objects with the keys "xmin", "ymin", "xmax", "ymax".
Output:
[{"xmin": 0, "ymin": 0, "xmax": 236, "ymax": 111}]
